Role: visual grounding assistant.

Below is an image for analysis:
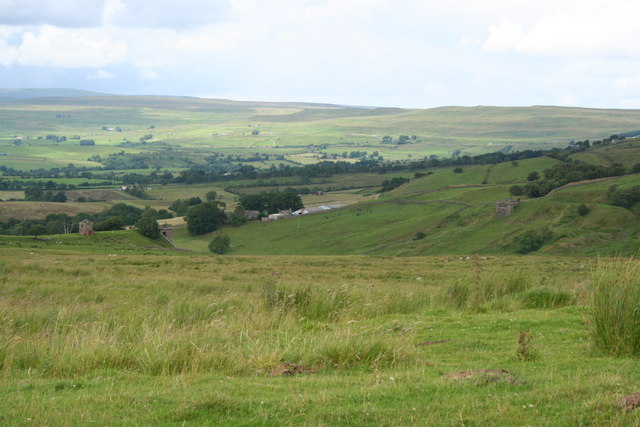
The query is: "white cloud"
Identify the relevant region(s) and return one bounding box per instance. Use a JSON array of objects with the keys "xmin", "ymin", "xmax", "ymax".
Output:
[
  {"xmin": 482, "ymin": 1, "xmax": 640, "ymax": 57},
  {"xmin": 556, "ymin": 94, "xmax": 578, "ymax": 106},
  {"xmin": 482, "ymin": 20, "xmax": 525, "ymax": 53},
  {"xmin": 14, "ymin": 26, "xmax": 127, "ymax": 68},
  {"xmin": 87, "ymin": 69, "xmax": 115, "ymax": 80},
  {"xmin": 0, "ymin": 0, "xmax": 638, "ymax": 108},
  {"xmin": 0, "ymin": 0, "xmax": 108, "ymax": 27},
  {"xmin": 423, "ymin": 81, "xmax": 447, "ymax": 97},
  {"xmin": 139, "ymin": 68, "xmax": 158, "ymax": 80},
  {"xmin": 617, "ymin": 98, "xmax": 640, "ymax": 109}
]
